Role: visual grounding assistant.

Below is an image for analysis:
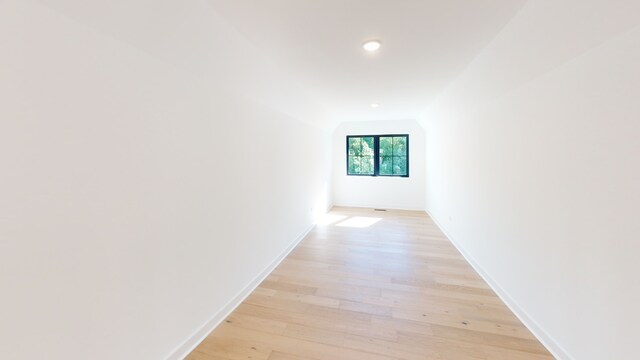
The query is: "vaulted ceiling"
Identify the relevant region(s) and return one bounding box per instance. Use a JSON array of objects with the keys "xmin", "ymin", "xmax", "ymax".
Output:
[{"xmin": 207, "ymin": 0, "xmax": 528, "ymax": 123}]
